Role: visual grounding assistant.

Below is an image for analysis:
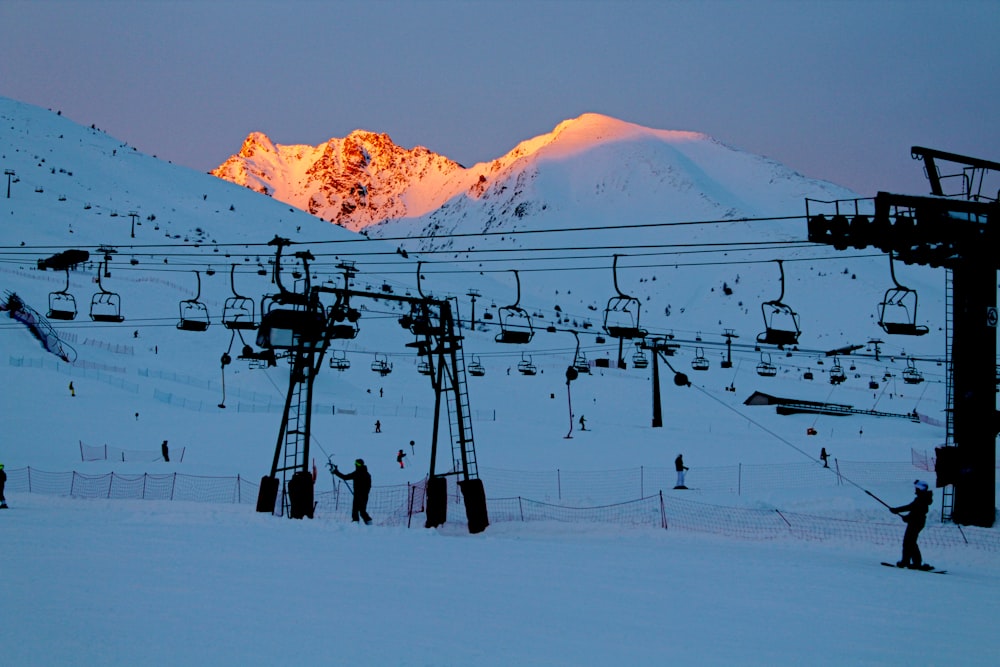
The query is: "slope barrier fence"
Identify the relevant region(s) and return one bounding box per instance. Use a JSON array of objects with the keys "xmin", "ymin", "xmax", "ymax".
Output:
[{"xmin": 4, "ymin": 463, "xmax": 998, "ymax": 552}]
